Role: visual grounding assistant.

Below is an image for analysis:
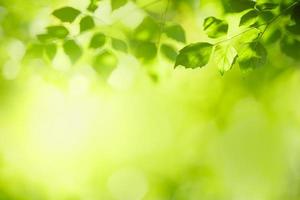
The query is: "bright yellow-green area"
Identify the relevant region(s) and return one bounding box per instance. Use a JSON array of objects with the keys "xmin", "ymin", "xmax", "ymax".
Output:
[{"xmin": 0, "ymin": 0, "xmax": 300, "ymax": 200}]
